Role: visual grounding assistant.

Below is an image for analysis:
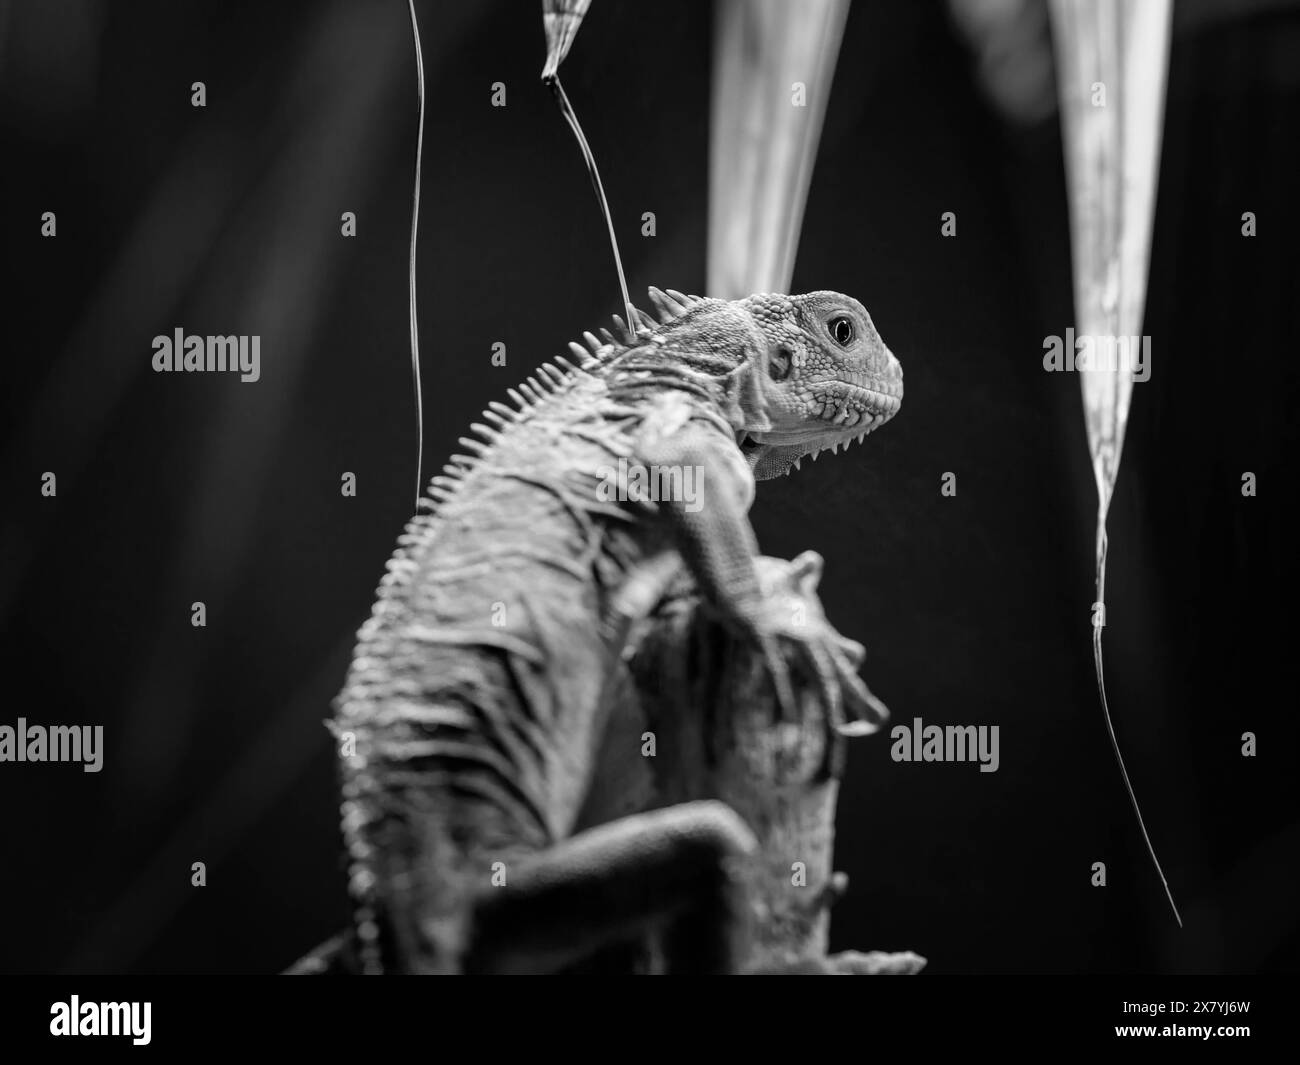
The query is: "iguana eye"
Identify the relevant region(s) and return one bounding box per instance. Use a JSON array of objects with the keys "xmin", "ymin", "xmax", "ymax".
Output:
[{"xmin": 829, "ymin": 316, "xmax": 854, "ymax": 346}]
